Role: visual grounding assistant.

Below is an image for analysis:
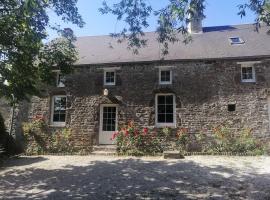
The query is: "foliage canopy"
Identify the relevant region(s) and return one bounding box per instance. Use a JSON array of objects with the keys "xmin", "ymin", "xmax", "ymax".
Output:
[
  {"xmin": 100, "ymin": 0, "xmax": 270, "ymax": 54},
  {"xmin": 0, "ymin": 0, "xmax": 84, "ymax": 103}
]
